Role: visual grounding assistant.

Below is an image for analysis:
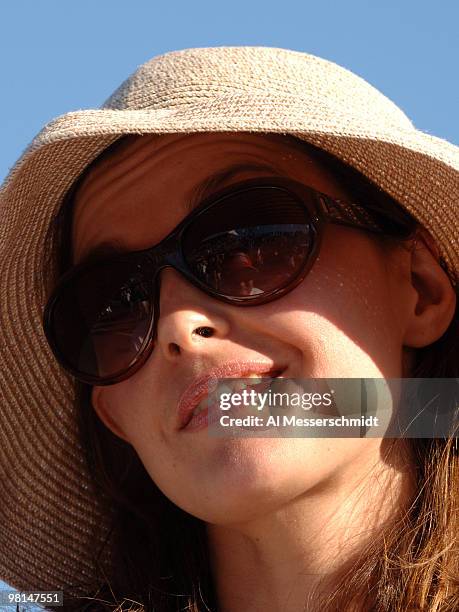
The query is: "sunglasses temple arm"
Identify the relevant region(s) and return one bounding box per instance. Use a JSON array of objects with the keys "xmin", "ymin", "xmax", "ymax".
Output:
[{"xmin": 317, "ymin": 194, "xmax": 399, "ymax": 235}]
